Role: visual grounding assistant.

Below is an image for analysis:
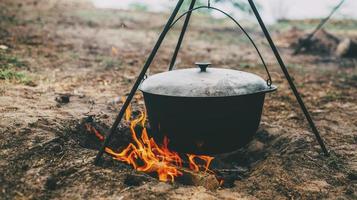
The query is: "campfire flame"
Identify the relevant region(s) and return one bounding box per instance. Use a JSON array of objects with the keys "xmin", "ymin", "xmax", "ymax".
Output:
[
  {"xmin": 187, "ymin": 154, "xmax": 214, "ymax": 173},
  {"xmin": 85, "ymin": 124, "xmax": 104, "ymax": 141},
  {"xmin": 87, "ymin": 103, "xmax": 215, "ymax": 182}
]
